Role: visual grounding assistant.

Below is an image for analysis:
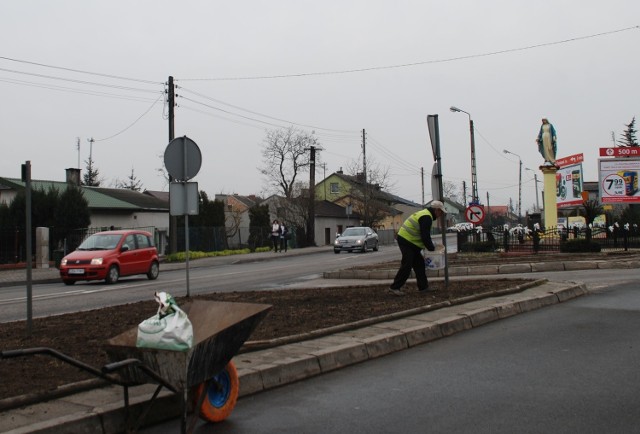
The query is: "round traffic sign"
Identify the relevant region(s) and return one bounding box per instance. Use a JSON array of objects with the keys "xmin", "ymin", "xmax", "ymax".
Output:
[
  {"xmin": 465, "ymin": 205, "xmax": 485, "ymax": 225},
  {"xmin": 164, "ymin": 136, "xmax": 202, "ymax": 181}
]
